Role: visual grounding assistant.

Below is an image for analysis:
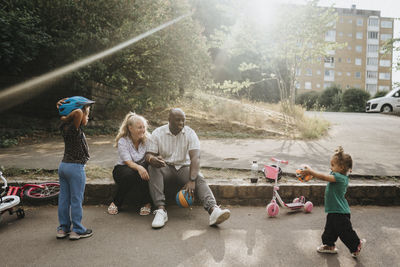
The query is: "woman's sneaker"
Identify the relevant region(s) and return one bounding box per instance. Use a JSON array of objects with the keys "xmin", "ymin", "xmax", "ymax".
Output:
[
  {"xmin": 351, "ymin": 239, "xmax": 366, "ymax": 258},
  {"xmin": 317, "ymin": 244, "xmax": 338, "ymax": 254},
  {"xmin": 69, "ymin": 229, "xmax": 93, "ymax": 240}
]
